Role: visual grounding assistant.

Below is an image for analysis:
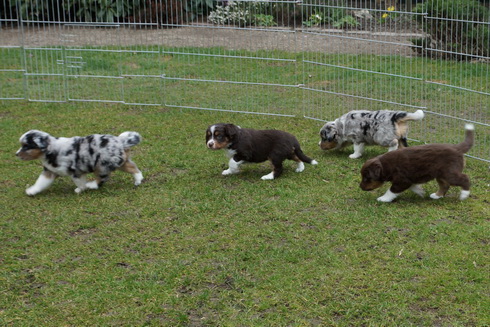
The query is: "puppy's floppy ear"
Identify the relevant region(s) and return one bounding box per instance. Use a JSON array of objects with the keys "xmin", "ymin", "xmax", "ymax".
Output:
[
  {"xmin": 319, "ymin": 128, "xmax": 327, "ymax": 140},
  {"xmin": 366, "ymin": 159, "xmax": 383, "ymax": 180},
  {"xmin": 329, "ymin": 122, "xmax": 340, "ymax": 141},
  {"xmin": 224, "ymin": 124, "xmax": 240, "ymax": 141},
  {"xmin": 328, "ymin": 131, "xmax": 338, "ymax": 142},
  {"xmin": 321, "ymin": 122, "xmax": 337, "ymax": 142},
  {"xmin": 26, "ymin": 130, "xmax": 50, "ymax": 150}
]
